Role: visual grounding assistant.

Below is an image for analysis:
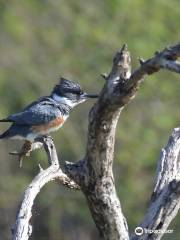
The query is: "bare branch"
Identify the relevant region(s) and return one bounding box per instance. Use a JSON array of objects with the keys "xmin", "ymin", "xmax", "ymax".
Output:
[
  {"xmin": 127, "ymin": 43, "xmax": 180, "ymax": 89},
  {"xmin": 66, "ymin": 43, "xmax": 180, "ymax": 240},
  {"xmin": 131, "ymin": 128, "xmax": 180, "ymax": 240},
  {"xmin": 12, "ymin": 136, "xmax": 79, "ymax": 240},
  {"xmin": 66, "ymin": 45, "xmax": 132, "ymax": 240}
]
